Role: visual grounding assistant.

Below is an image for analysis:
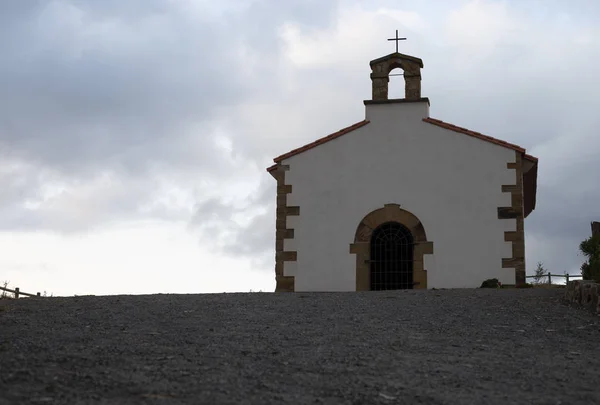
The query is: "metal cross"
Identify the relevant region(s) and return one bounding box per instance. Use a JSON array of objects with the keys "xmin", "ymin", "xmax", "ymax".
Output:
[{"xmin": 387, "ymin": 30, "xmax": 406, "ymax": 53}]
